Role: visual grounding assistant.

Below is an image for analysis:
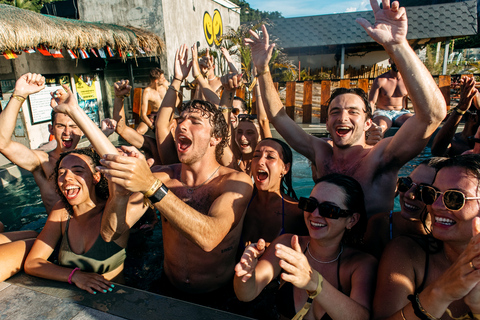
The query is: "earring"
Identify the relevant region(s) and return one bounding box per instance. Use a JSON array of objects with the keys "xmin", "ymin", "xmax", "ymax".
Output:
[{"xmin": 280, "ymin": 173, "xmax": 284, "ymax": 178}]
